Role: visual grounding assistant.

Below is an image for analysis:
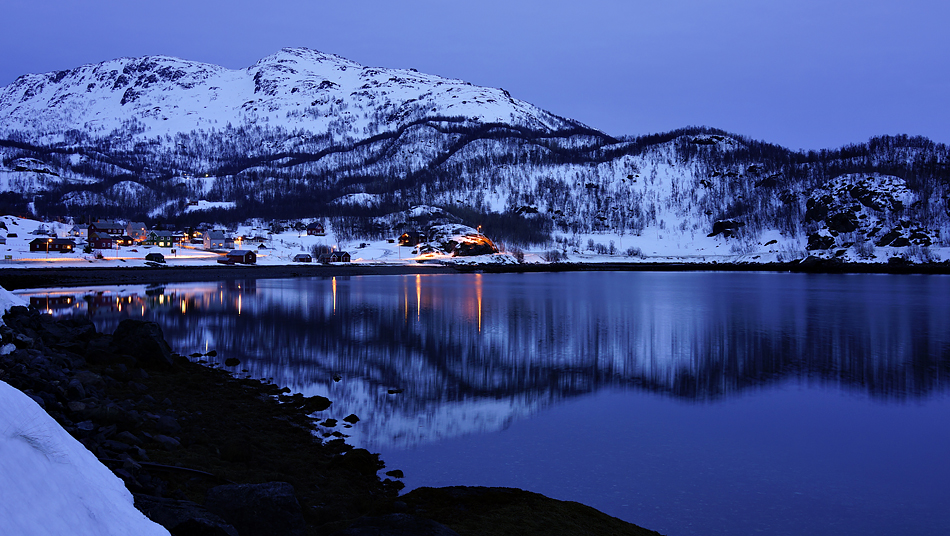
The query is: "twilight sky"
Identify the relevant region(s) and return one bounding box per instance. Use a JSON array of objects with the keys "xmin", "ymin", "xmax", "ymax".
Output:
[{"xmin": 2, "ymin": 0, "xmax": 947, "ymax": 150}]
